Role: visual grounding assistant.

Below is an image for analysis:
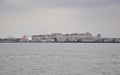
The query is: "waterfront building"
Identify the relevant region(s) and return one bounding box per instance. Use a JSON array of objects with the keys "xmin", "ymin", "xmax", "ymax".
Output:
[
  {"xmin": 102, "ymin": 38, "xmax": 114, "ymax": 42},
  {"xmin": 32, "ymin": 33, "xmax": 94, "ymax": 42},
  {"xmin": 19, "ymin": 35, "xmax": 30, "ymax": 42},
  {"xmin": 78, "ymin": 32, "xmax": 95, "ymax": 42},
  {"xmin": 51, "ymin": 33, "xmax": 66, "ymax": 42},
  {"xmin": 80, "ymin": 38, "xmax": 95, "ymax": 42}
]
